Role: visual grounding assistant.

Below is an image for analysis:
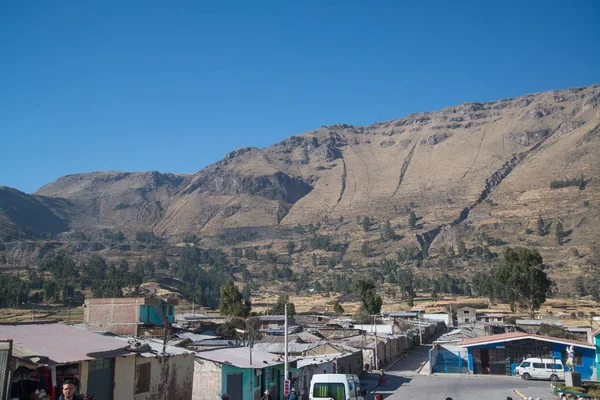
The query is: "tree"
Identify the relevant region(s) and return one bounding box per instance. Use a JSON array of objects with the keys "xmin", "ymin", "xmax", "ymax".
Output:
[
  {"xmin": 333, "ymin": 301, "xmax": 345, "ymax": 316},
  {"xmin": 361, "ymin": 216, "xmax": 371, "ymax": 232},
  {"xmin": 355, "ymin": 279, "xmax": 382, "ymax": 315},
  {"xmin": 382, "ymin": 220, "xmax": 395, "ymax": 241},
  {"xmin": 286, "ymin": 241, "xmax": 296, "ymax": 255},
  {"xmin": 495, "ymin": 247, "xmax": 552, "ymax": 319},
  {"xmin": 269, "ymin": 295, "xmax": 296, "ymax": 315},
  {"xmin": 537, "ymin": 216, "xmax": 546, "ymax": 236},
  {"xmin": 555, "ymin": 221, "xmax": 564, "ymax": 245},
  {"xmin": 219, "ymin": 280, "xmax": 251, "ymax": 317},
  {"xmin": 361, "ymin": 241, "xmax": 371, "ymax": 257},
  {"xmin": 408, "ymin": 212, "xmax": 417, "ymax": 230}
]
